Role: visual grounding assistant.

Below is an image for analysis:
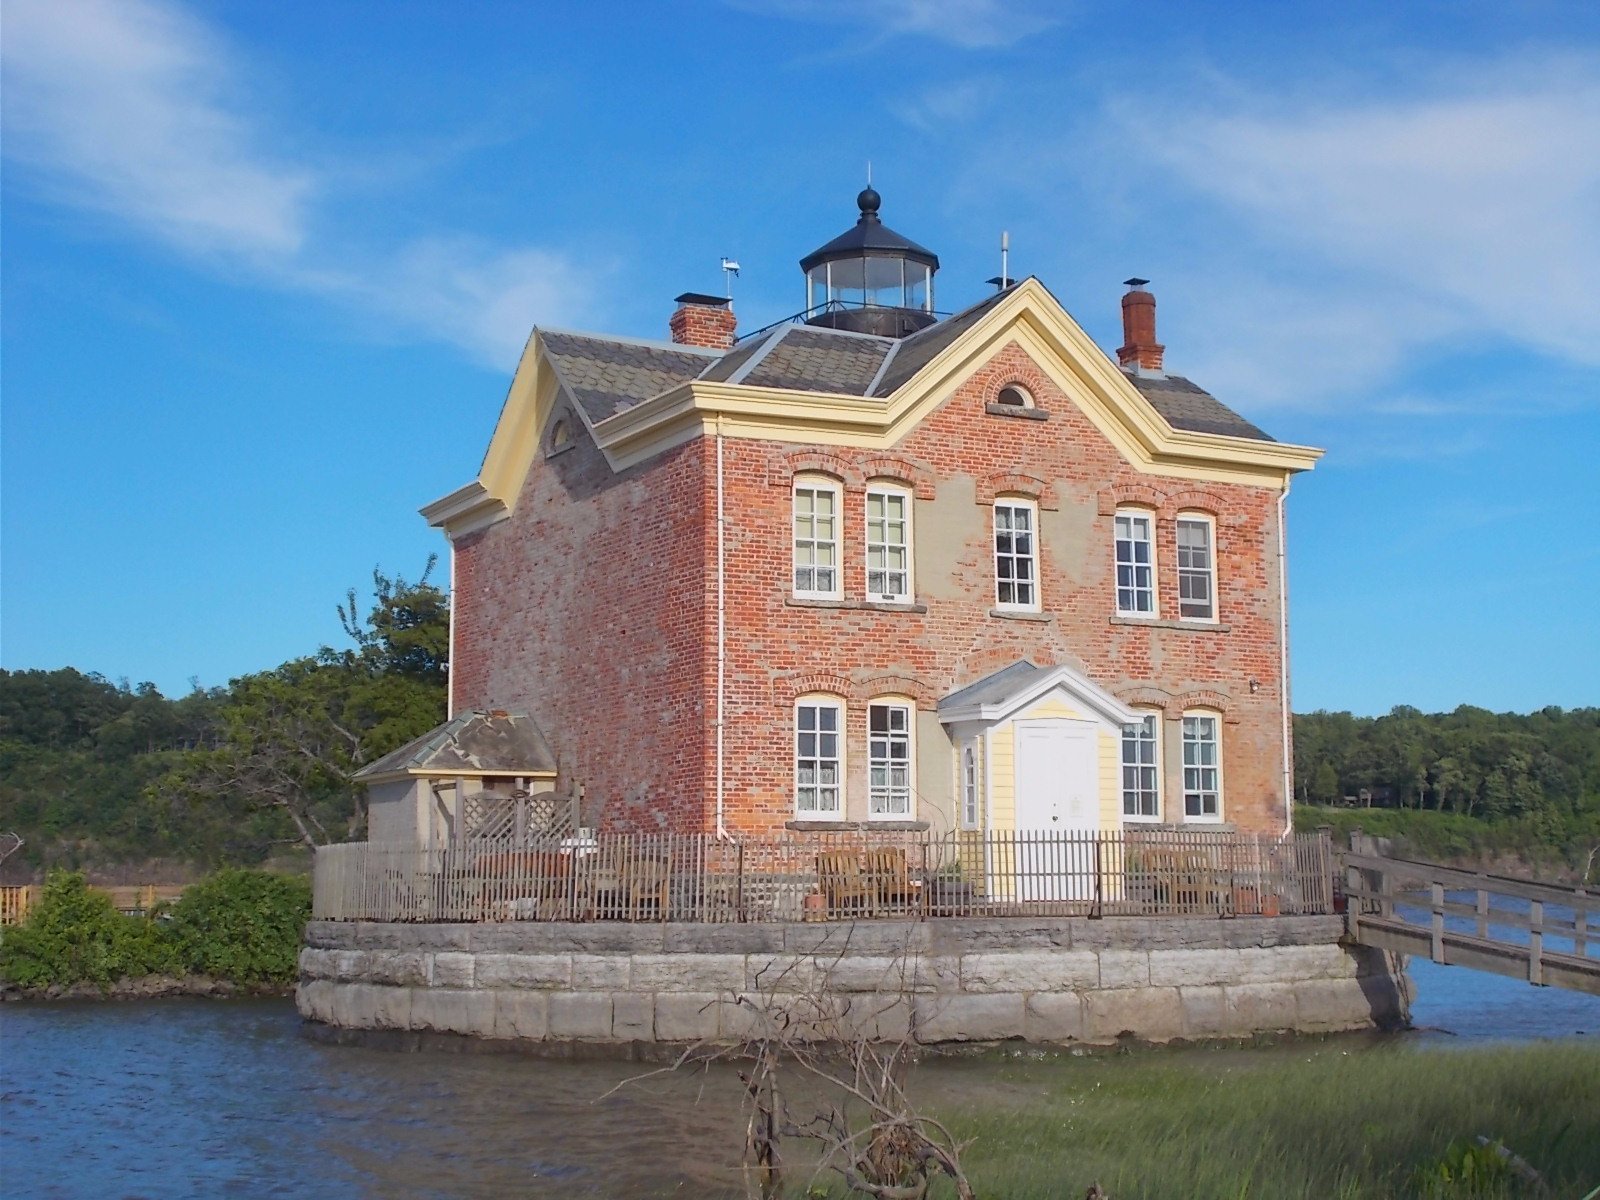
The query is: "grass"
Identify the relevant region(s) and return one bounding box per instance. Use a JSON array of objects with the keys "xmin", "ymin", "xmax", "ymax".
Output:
[{"xmin": 907, "ymin": 1041, "xmax": 1600, "ymax": 1199}]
